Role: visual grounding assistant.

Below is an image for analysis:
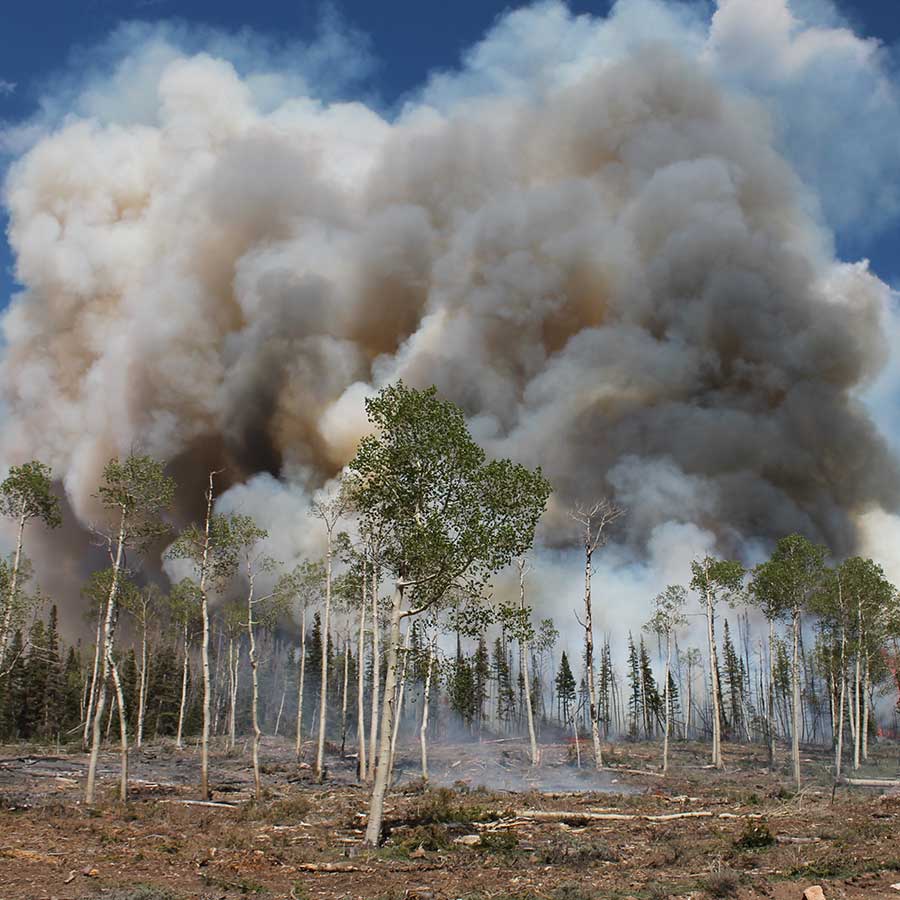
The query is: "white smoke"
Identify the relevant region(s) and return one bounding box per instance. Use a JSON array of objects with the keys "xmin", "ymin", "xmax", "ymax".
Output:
[{"xmin": 3, "ymin": 0, "xmax": 900, "ymax": 629}]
